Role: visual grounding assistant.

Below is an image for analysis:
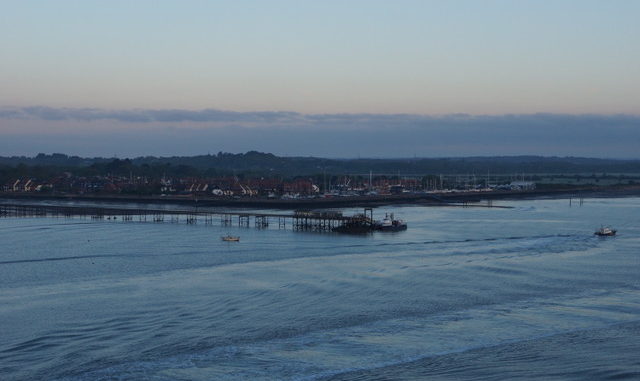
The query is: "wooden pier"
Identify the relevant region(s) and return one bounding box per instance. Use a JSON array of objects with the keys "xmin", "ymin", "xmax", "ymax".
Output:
[{"xmin": 0, "ymin": 203, "xmax": 374, "ymax": 233}]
